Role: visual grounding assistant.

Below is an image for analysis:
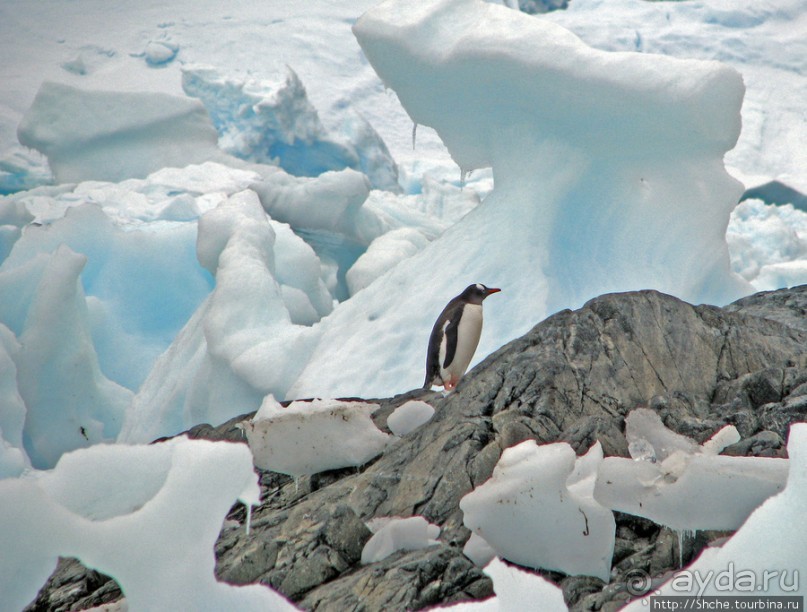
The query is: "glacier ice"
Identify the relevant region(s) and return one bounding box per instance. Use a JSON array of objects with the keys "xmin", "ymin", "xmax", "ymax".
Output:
[
  {"xmin": 346, "ymin": 227, "xmax": 431, "ymax": 296},
  {"xmin": 182, "ymin": 64, "xmax": 399, "ymax": 191},
  {"xmin": 0, "ymin": 198, "xmax": 212, "ymax": 392},
  {"xmin": 462, "ymin": 532, "xmax": 496, "ymax": 568},
  {"xmin": 0, "ymin": 0, "xmax": 803, "ymax": 606},
  {"xmin": 118, "ymin": 189, "xmax": 322, "ymax": 443},
  {"xmin": 623, "ymin": 423, "xmax": 807, "ymax": 602},
  {"xmin": 9, "ymin": 245, "xmax": 132, "ymax": 469},
  {"xmin": 0, "ymin": 324, "xmax": 29, "ymax": 478}
]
